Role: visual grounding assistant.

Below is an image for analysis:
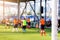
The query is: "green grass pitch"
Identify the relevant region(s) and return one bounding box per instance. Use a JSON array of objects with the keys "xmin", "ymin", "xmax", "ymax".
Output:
[{"xmin": 0, "ymin": 24, "xmax": 60, "ymax": 40}]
